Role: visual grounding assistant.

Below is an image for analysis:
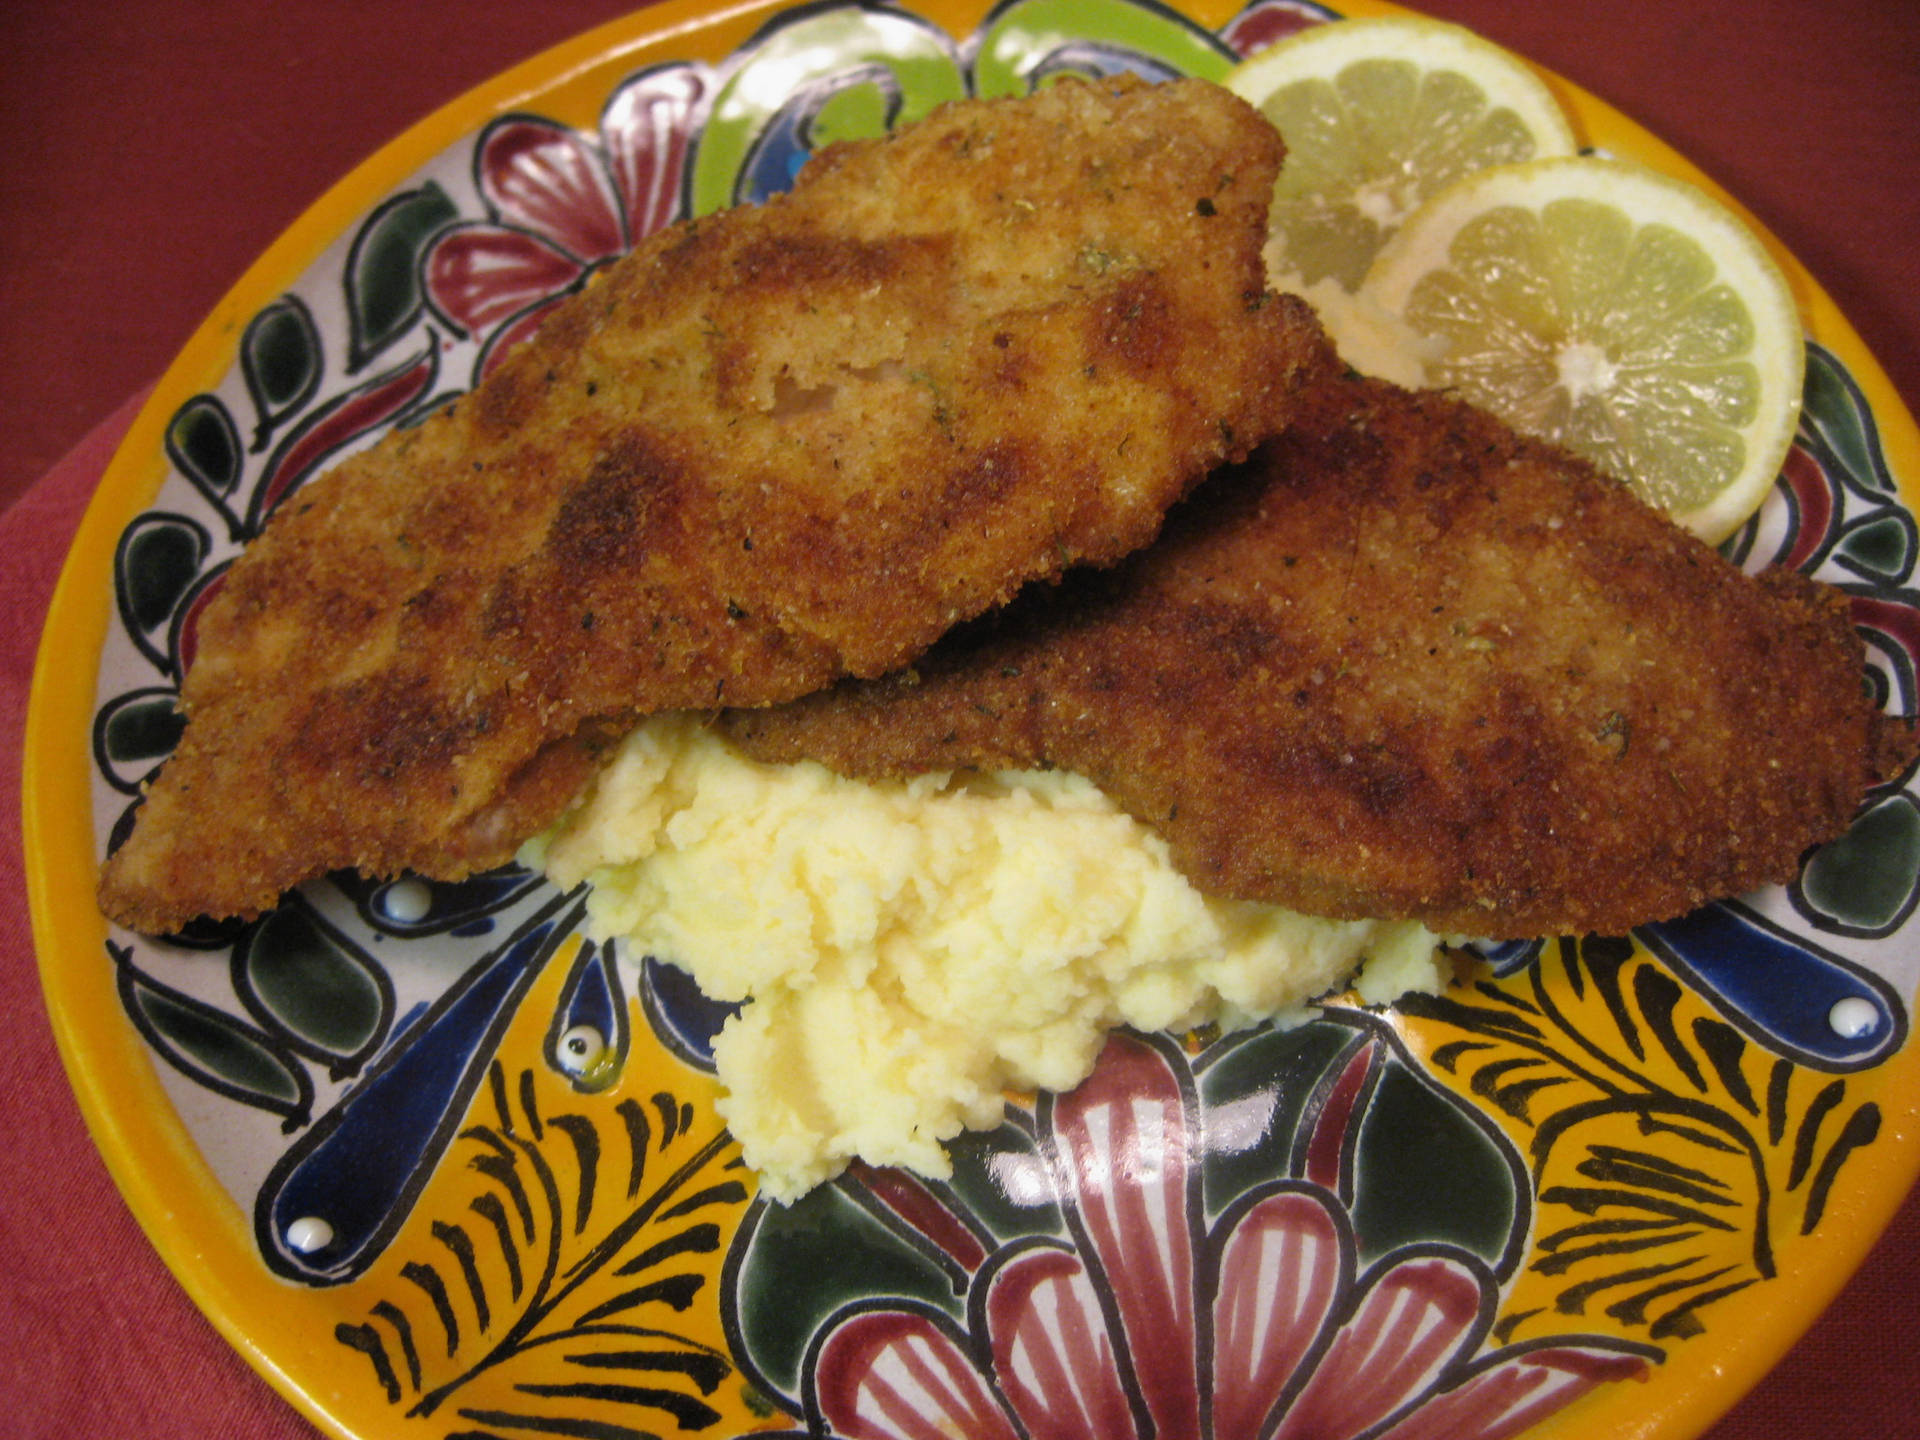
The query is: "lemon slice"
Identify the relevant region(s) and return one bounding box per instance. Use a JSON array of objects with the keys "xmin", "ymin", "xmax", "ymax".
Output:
[
  {"xmin": 1225, "ymin": 16, "xmax": 1578, "ymax": 292},
  {"xmin": 1360, "ymin": 156, "xmax": 1806, "ymax": 542}
]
